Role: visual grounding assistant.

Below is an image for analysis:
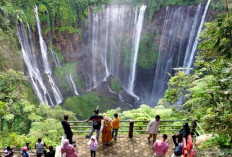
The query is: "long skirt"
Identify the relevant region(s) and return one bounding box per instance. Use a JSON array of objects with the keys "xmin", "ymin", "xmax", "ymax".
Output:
[{"xmin": 102, "ymin": 129, "xmax": 112, "ymax": 143}]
